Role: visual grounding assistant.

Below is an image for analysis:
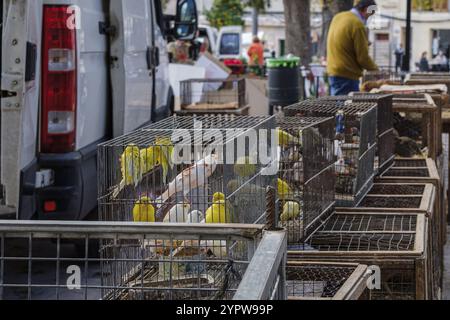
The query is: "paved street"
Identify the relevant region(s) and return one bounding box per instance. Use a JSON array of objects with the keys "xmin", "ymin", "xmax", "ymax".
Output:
[{"xmin": 1, "ymin": 239, "xmax": 102, "ymax": 300}]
